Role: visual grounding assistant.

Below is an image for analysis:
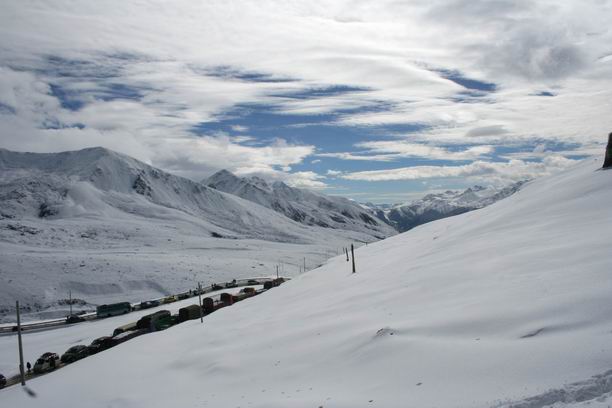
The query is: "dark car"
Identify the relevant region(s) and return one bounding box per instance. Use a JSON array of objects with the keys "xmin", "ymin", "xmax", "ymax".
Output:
[
  {"xmin": 224, "ymin": 279, "xmax": 238, "ymax": 288},
  {"xmin": 211, "ymin": 284, "xmax": 223, "ymax": 291},
  {"xmin": 60, "ymin": 345, "xmax": 89, "ymax": 364},
  {"xmin": 87, "ymin": 336, "xmax": 118, "ymax": 354},
  {"xmin": 0, "ymin": 373, "xmax": 6, "ymax": 389},
  {"xmin": 247, "ymin": 279, "xmax": 259, "ymax": 285},
  {"xmin": 139, "ymin": 300, "xmax": 160, "ymax": 309},
  {"xmin": 66, "ymin": 314, "xmax": 85, "ymax": 324},
  {"xmin": 33, "ymin": 352, "xmax": 60, "ymax": 374}
]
